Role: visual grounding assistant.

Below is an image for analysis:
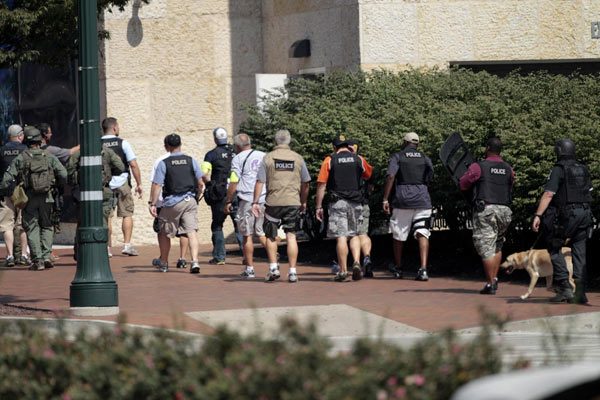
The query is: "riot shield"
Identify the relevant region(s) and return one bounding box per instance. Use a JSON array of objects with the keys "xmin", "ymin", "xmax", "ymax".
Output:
[{"xmin": 439, "ymin": 132, "xmax": 476, "ymax": 200}]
